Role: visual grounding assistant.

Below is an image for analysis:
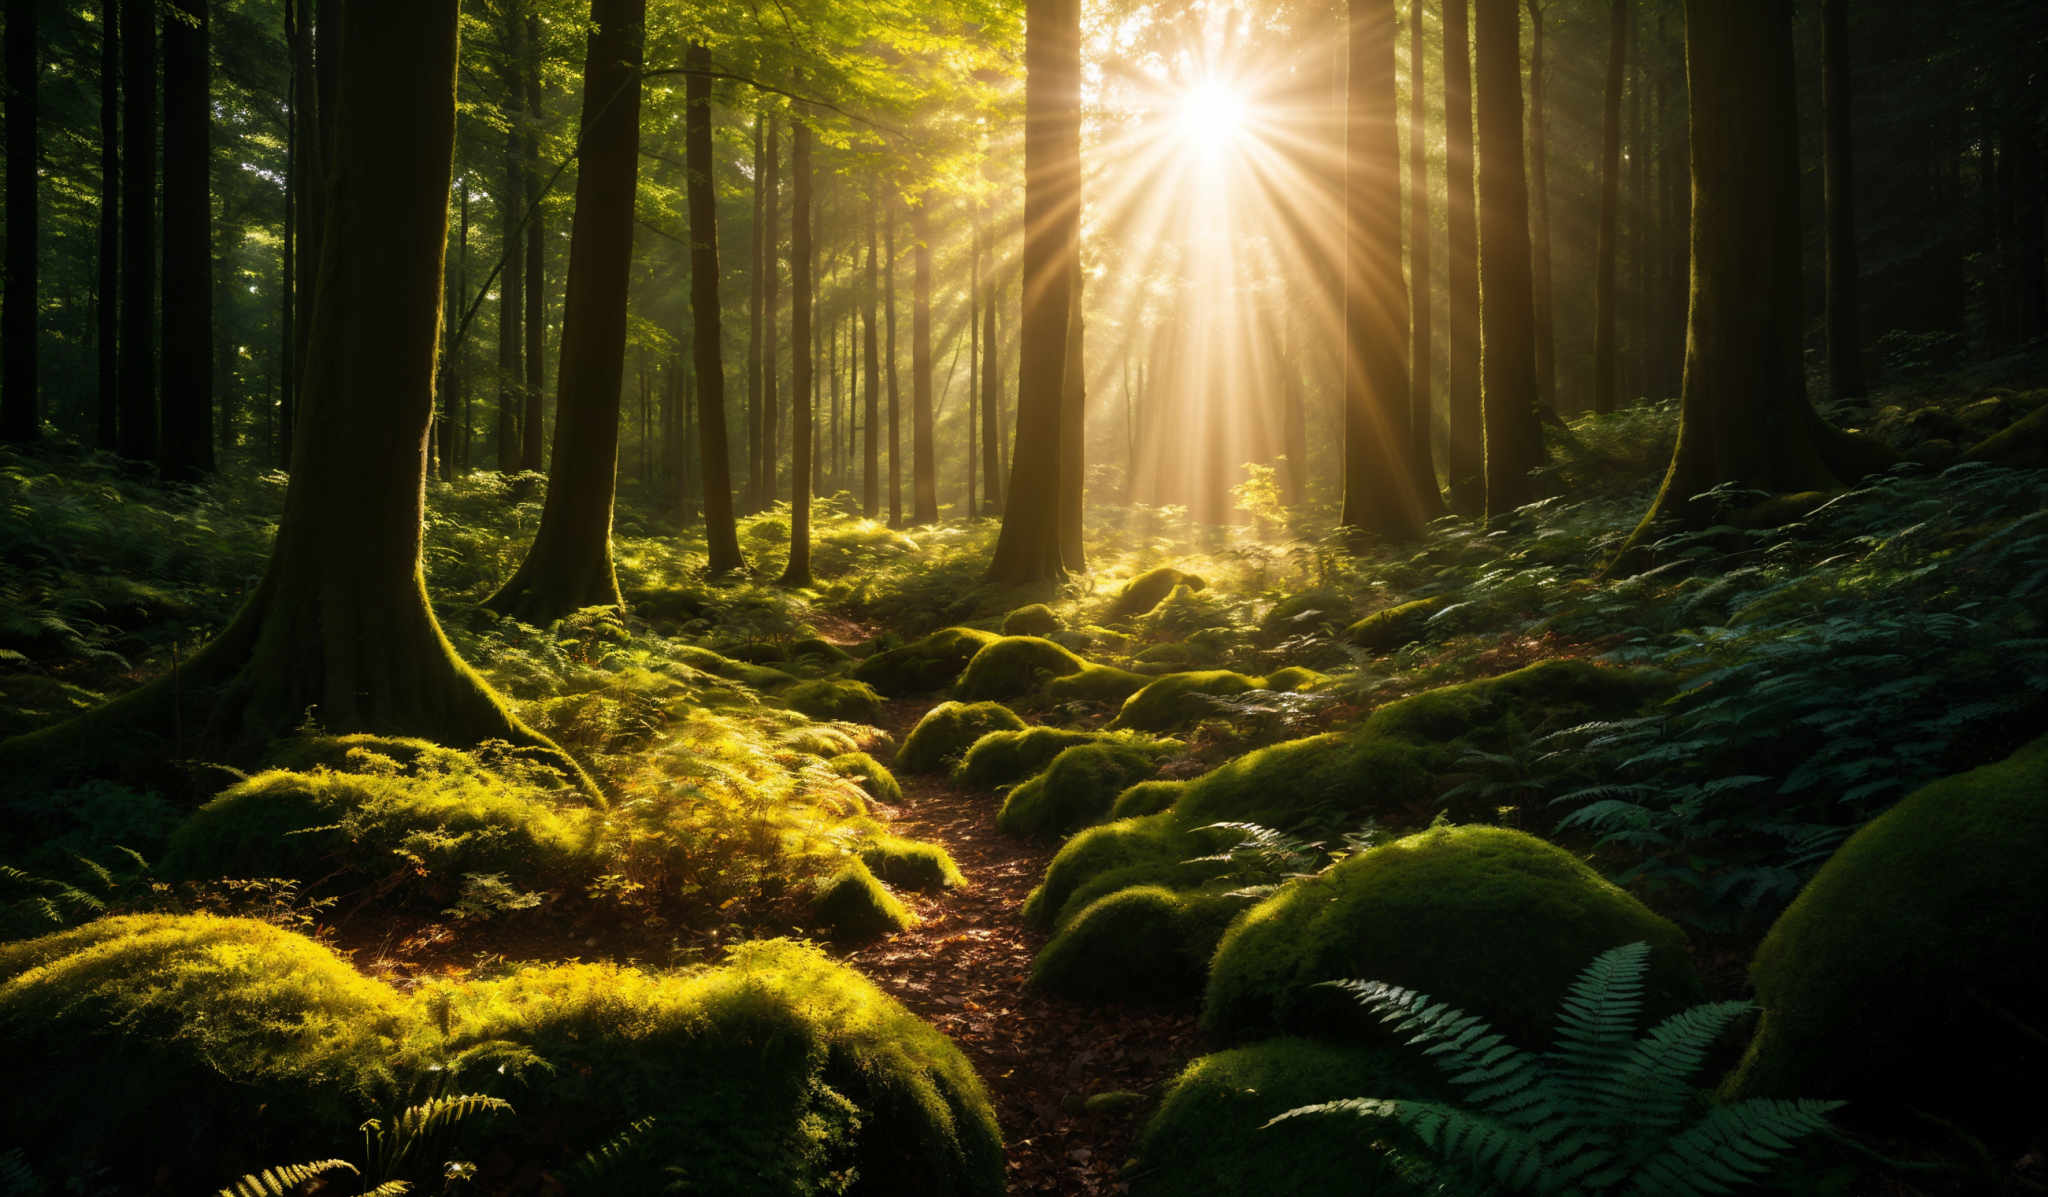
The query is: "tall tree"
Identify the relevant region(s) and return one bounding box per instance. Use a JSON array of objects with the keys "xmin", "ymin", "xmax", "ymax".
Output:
[
  {"xmin": 495, "ymin": 12, "xmax": 525, "ymax": 474},
  {"xmin": 1526, "ymin": 0, "xmax": 1555, "ymax": 410},
  {"xmin": 979, "ymin": 193, "xmax": 1003, "ymax": 514},
  {"xmin": 521, "ymin": 8, "xmax": 546, "ymax": 472},
  {"xmin": 763, "ymin": 119, "xmax": 780, "ymax": 503},
  {"xmin": 1592, "ymin": 0, "xmax": 1628, "ymax": 414},
  {"xmin": 486, "ymin": 0, "xmax": 645, "ymax": 621},
  {"xmin": 160, "ymin": 0, "xmax": 213, "ymax": 479},
  {"xmin": 96, "ymin": 0, "xmax": 118, "ymax": 450},
  {"xmin": 1057, "ymin": 231, "xmax": 1085, "ymax": 566},
  {"xmin": 1338, "ymin": 0, "xmax": 1421, "ymax": 539},
  {"xmin": 1405, "ymin": 0, "xmax": 1441, "ymax": 513},
  {"xmin": 1476, "ymin": 0, "xmax": 1545, "ymax": 518},
  {"xmin": 885, "ymin": 200, "xmax": 903, "ymax": 527},
  {"xmin": 1442, "ymin": 0, "xmax": 1481, "ymax": 509},
  {"xmin": 1820, "ymin": 0, "xmax": 1864, "ymax": 399},
  {"xmin": 988, "ymin": 0, "xmax": 1080, "ymax": 584},
  {"xmin": 862, "ymin": 199, "xmax": 881, "ymax": 517},
  {"xmin": 778, "ymin": 118, "xmax": 815, "ymax": 586},
  {"xmin": 1, "ymin": 0, "xmax": 35, "ymax": 443},
  {"xmin": 746, "ymin": 115, "xmax": 765, "ymax": 510},
  {"xmin": 910, "ymin": 199, "xmax": 939, "ymax": 523},
  {"xmin": 684, "ymin": 43, "xmax": 744, "ymax": 573},
  {"xmin": 116, "ymin": 0, "xmax": 156, "ymax": 463}
]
